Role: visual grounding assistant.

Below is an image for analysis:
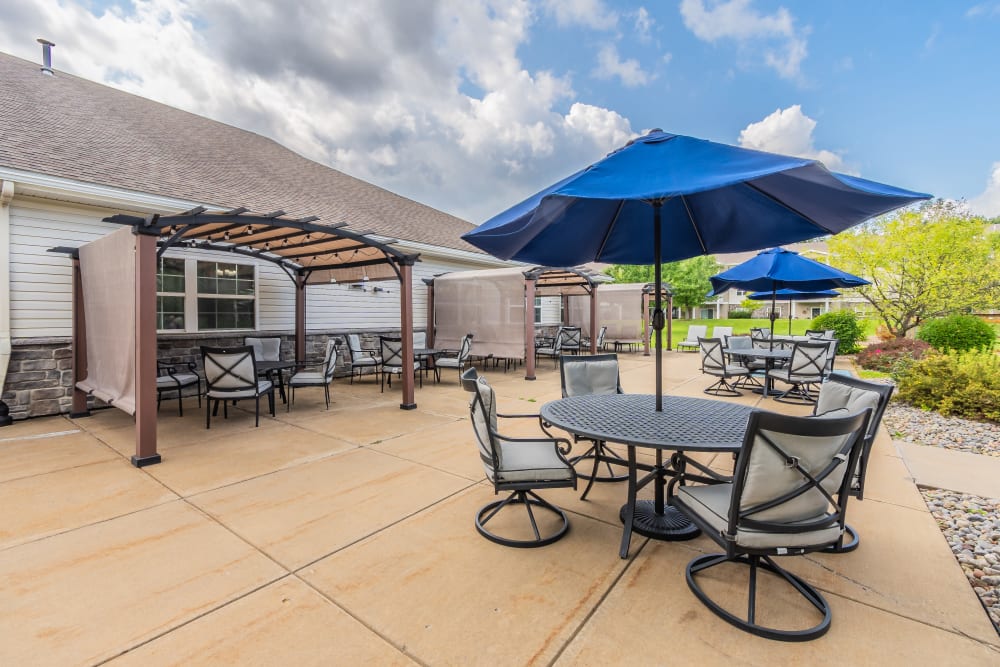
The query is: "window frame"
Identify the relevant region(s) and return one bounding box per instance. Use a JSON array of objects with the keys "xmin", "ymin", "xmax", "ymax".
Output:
[{"xmin": 156, "ymin": 254, "xmax": 260, "ymax": 334}]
